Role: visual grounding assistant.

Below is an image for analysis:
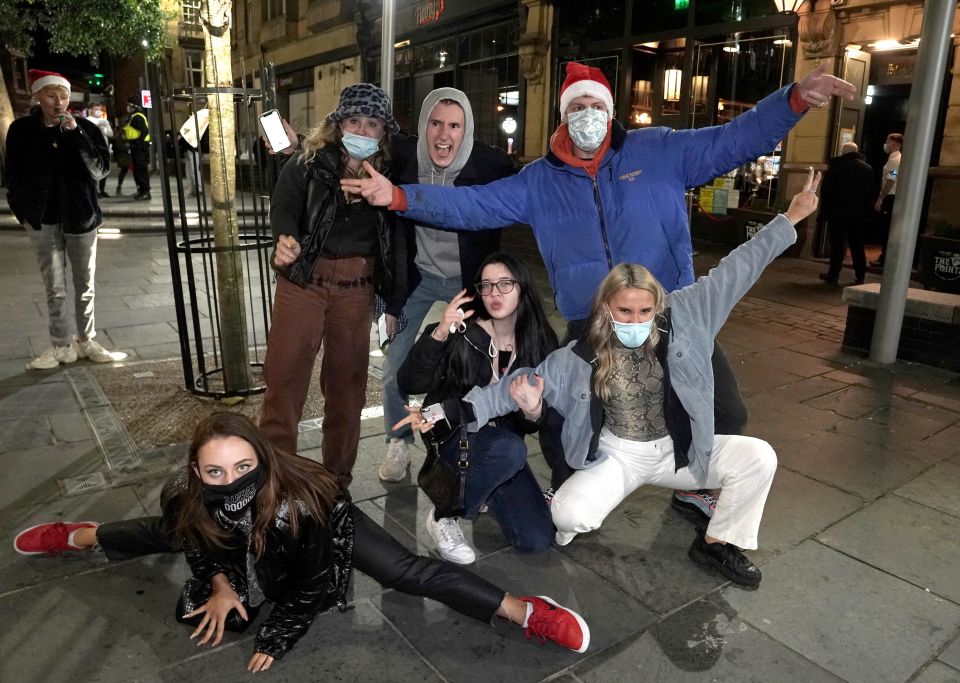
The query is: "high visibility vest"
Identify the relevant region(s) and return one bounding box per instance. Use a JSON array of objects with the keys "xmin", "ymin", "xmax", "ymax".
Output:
[{"xmin": 123, "ymin": 111, "xmax": 151, "ymax": 142}]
